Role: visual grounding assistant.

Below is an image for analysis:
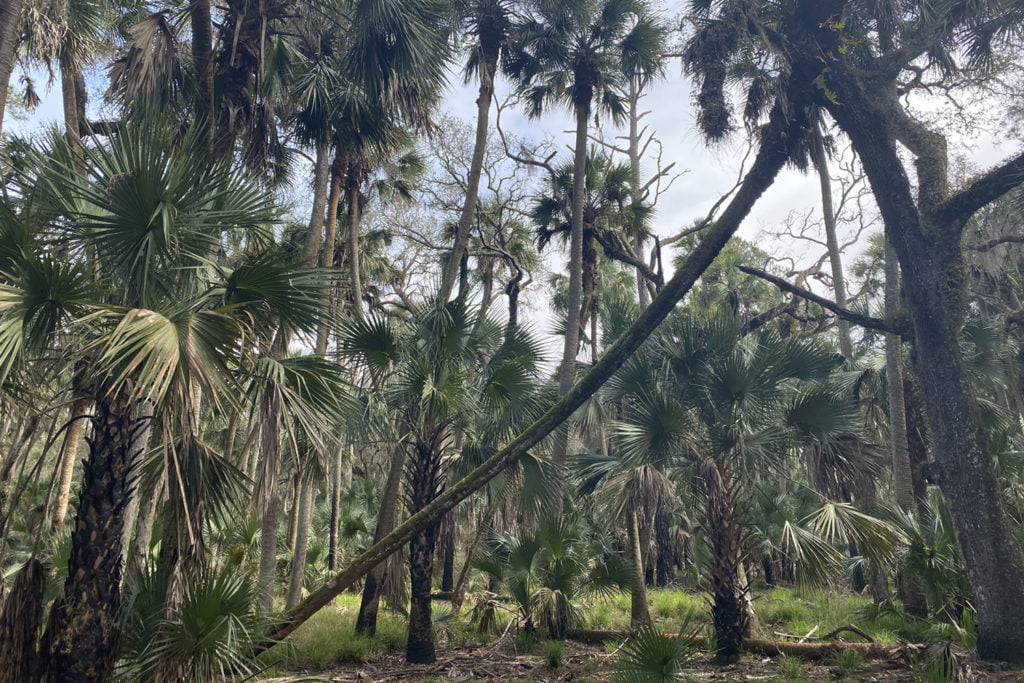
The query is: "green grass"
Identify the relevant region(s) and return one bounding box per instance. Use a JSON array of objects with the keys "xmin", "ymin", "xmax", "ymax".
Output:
[
  {"xmin": 776, "ymin": 654, "xmax": 807, "ymax": 680},
  {"xmin": 260, "ymin": 594, "xmax": 408, "ymax": 670},
  {"xmin": 828, "ymin": 648, "xmax": 867, "ymax": 675},
  {"xmin": 544, "ymin": 641, "xmax": 564, "ymax": 668}
]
